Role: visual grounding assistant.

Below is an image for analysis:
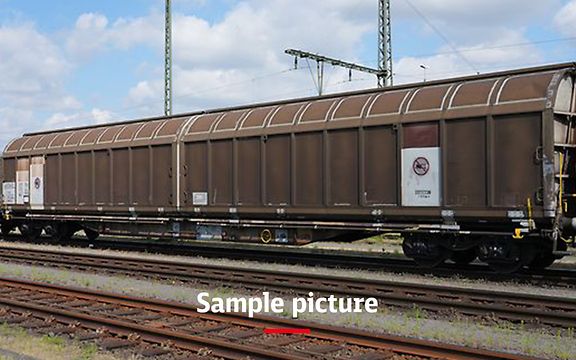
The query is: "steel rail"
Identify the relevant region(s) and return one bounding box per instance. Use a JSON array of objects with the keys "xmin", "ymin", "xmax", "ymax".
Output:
[
  {"xmin": 0, "ymin": 277, "xmax": 533, "ymax": 360},
  {"xmin": 0, "ymin": 245, "xmax": 575, "ymax": 329},
  {"xmin": 4, "ymin": 234, "xmax": 576, "ymax": 286}
]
